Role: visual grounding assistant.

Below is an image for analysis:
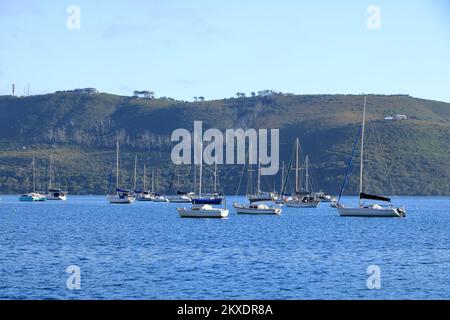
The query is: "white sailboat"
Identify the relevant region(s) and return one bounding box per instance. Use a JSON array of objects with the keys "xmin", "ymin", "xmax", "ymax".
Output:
[
  {"xmin": 336, "ymin": 96, "xmax": 406, "ymax": 217},
  {"xmin": 136, "ymin": 164, "xmax": 154, "ymax": 201},
  {"xmin": 285, "ymin": 139, "xmax": 320, "ymax": 208},
  {"xmin": 152, "ymin": 169, "xmax": 169, "ymax": 202},
  {"xmin": 19, "ymin": 156, "xmax": 46, "ymax": 202},
  {"xmin": 177, "ymin": 143, "xmax": 229, "ymax": 218},
  {"xmin": 107, "ymin": 141, "xmax": 135, "ymax": 204},
  {"xmin": 233, "ymin": 162, "xmax": 282, "ymax": 215},
  {"xmin": 167, "ymin": 165, "xmax": 192, "ymax": 203},
  {"xmin": 46, "ymin": 152, "xmax": 68, "ymax": 201}
]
